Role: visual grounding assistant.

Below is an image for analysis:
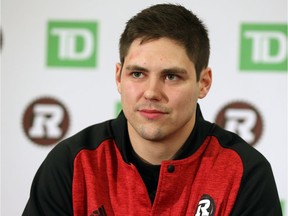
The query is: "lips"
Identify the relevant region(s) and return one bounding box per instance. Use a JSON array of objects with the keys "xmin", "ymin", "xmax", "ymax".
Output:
[{"xmin": 138, "ymin": 109, "xmax": 167, "ymax": 119}]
